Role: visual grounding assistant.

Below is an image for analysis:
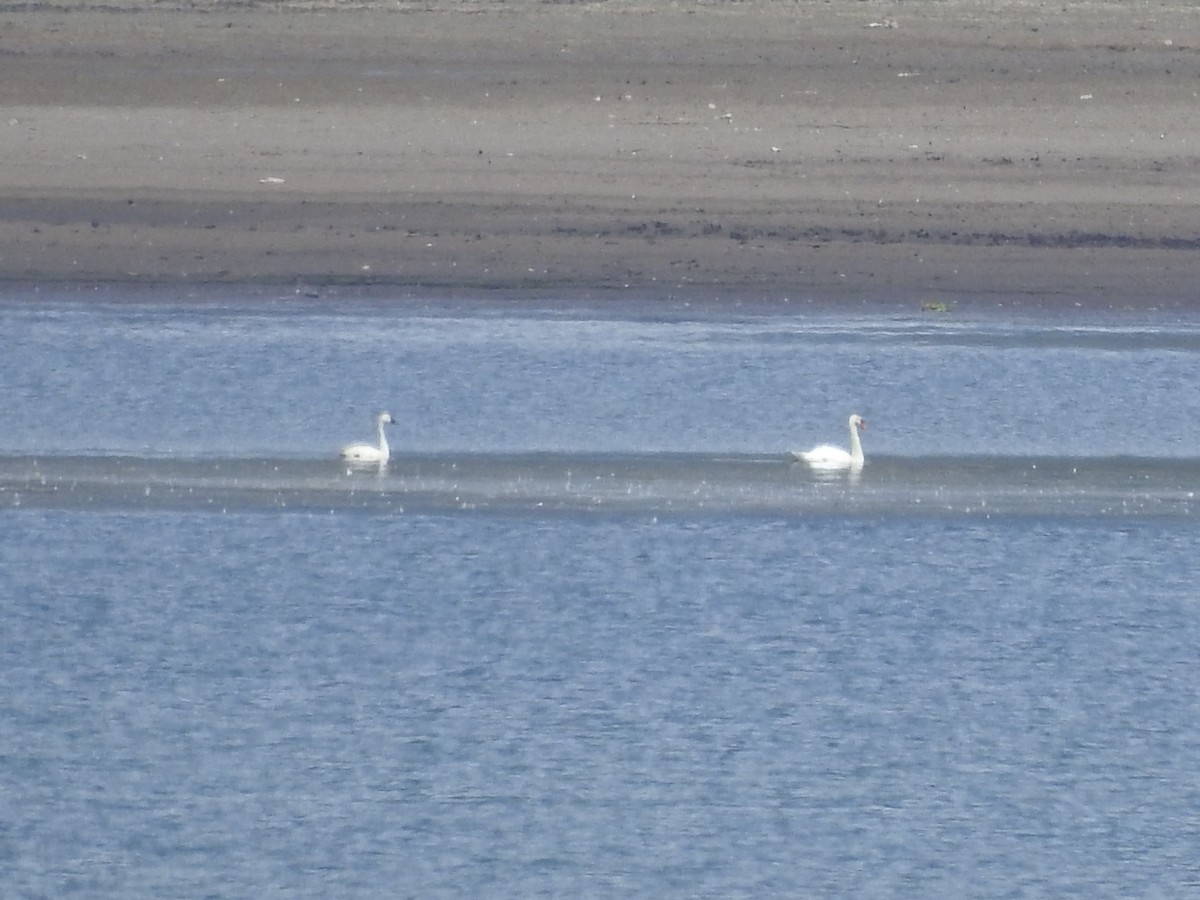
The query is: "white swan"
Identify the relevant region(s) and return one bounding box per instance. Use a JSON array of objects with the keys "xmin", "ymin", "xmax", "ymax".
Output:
[
  {"xmin": 790, "ymin": 414, "xmax": 866, "ymax": 471},
  {"xmin": 340, "ymin": 412, "xmax": 395, "ymax": 464}
]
